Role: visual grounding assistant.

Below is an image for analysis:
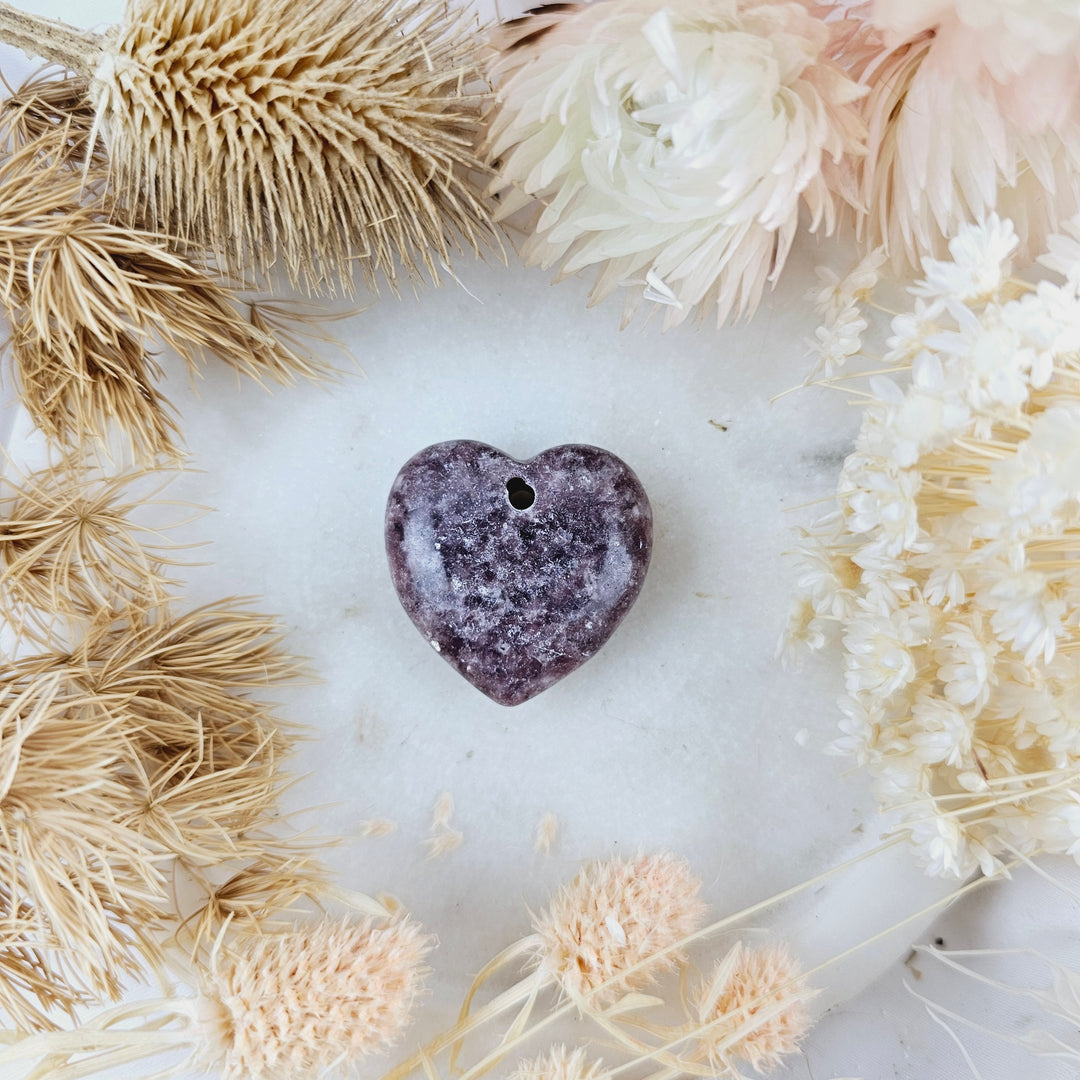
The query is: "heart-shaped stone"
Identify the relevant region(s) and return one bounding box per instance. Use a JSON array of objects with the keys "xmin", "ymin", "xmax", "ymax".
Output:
[{"xmin": 385, "ymin": 440, "xmax": 652, "ymax": 705}]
